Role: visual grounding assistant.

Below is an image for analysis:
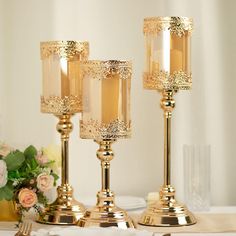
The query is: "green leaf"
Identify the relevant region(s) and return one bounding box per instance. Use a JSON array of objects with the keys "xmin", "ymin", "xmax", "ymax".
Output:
[
  {"xmin": 5, "ymin": 151, "xmax": 25, "ymax": 171},
  {"xmin": 8, "ymin": 170, "xmax": 20, "ymax": 179},
  {"xmin": 0, "ymin": 182, "xmax": 14, "ymax": 200},
  {"xmin": 51, "ymin": 173, "xmax": 59, "ymax": 186},
  {"xmin": 24, "ymin": 145, "xmax": 37, "ymax": 160},
  {"xmin": 24, "ymin": 145, "xmax": 38, "ymax": 170}
]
